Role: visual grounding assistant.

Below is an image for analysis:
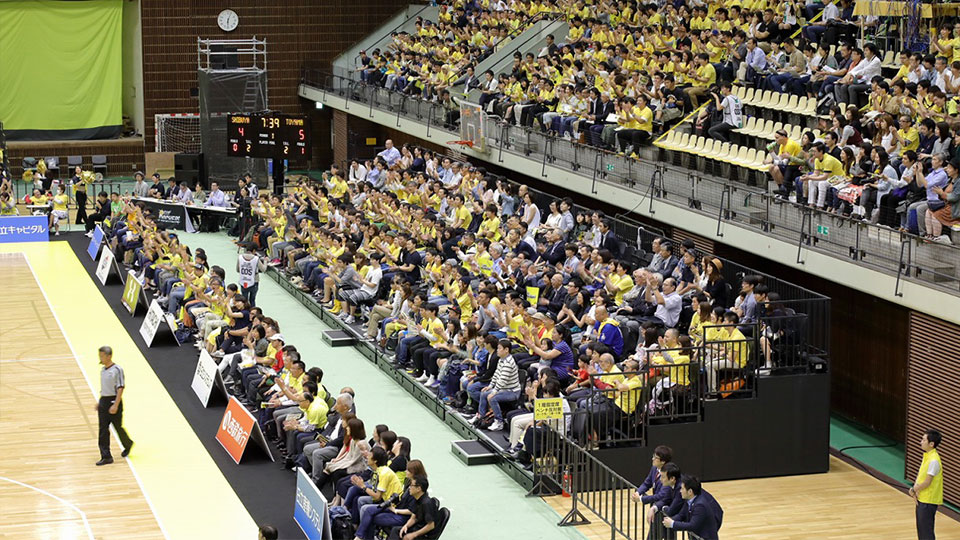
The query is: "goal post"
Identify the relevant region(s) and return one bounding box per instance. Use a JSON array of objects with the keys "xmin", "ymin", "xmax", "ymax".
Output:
[{"xmin": 154, "ymin": 113, "xmax": 201, "ymax": 153}]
